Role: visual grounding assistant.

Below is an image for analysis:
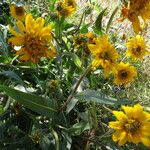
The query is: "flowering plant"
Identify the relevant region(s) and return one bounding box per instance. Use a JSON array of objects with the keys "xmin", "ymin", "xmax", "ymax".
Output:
[{"xmin": 0, "ymin": 0, "xmax": 150, "ymax": 149}]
